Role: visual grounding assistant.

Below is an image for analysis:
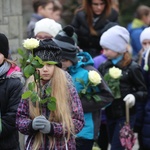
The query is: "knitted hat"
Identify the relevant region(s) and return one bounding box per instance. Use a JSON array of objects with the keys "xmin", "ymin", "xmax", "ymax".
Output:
[
  {"xmin": 33, "ymin": 39, "xmax": 62, "ymax": 67},
  {"xmin": 53, "ymin": 25, "xmax": 78, "ymax": 64},
  {"xmin": 140, "ymin": 27, "xmax": 150, "ymax": 71},
  {"xmin": 0, "ymin": 33, "xmax": 9, "ymax": 58},
  {"xmin": 140, "ymin": 27, "xmax": 150, "ymax": 43},
  {"xmin": 100, "ymin": 25, "xmax": 130, "ymax": 53},
  {"xmin": 34, "ymin": 18, "xmax": 62, "ymax": 37}
]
